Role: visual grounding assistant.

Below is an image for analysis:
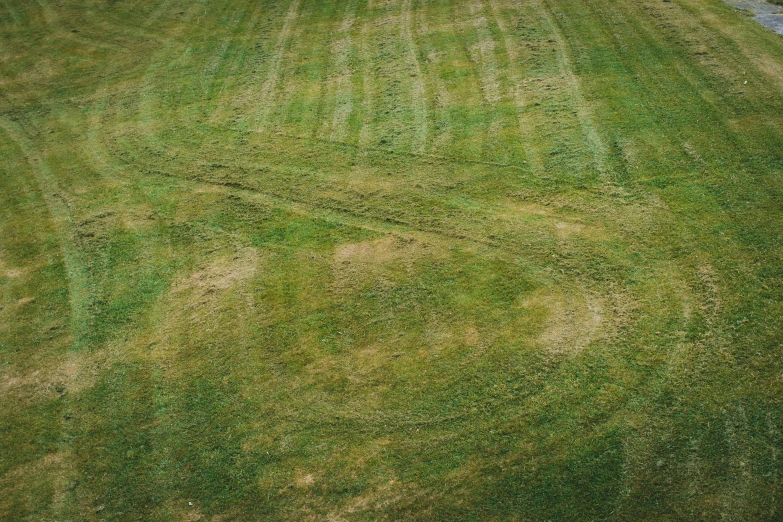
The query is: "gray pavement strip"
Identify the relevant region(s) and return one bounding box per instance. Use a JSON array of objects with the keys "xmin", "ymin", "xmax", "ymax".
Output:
[{"xmin": 723, "ymin": 0, "xmax": 783, "ymax": 35}]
